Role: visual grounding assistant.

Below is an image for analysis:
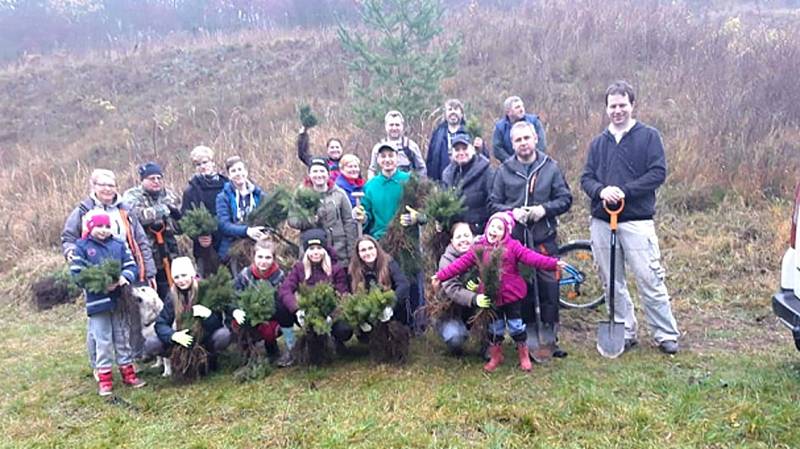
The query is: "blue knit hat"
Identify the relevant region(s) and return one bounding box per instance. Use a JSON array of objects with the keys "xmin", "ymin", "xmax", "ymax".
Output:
[{"xmin": 138, "ymin": 162, "xmax": 162, "ymax": 180}]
